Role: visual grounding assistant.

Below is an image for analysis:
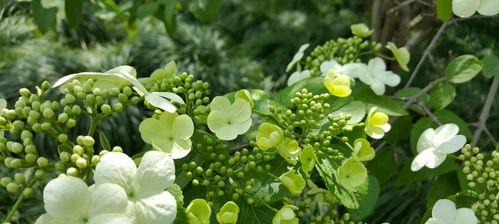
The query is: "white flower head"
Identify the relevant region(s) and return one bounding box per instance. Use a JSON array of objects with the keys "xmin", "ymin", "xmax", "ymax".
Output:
[
  {"xmin": 320, "ymin": 60, "xmax": 359, "ymax": 79},
  {"xmin": 426, "ymin": 199, "xmax": 478, "ymax": 224},
  {"xmin": 411, "ymin": 123, "xmax": 466, "ymax": 171},
  {"xmin": 36, "ymin": 175, "xmax": 132, "ymax": 224},
  {"xmin": 452, "ymin": 0, "xmax": 499, "ymax": 18},
  {"xmin": 94, "ymin": 151, "xmax": 177, "ymax": 224},
  {"xmin": 207, "ymin": 96, "xmax": 252, "ymax": 141},
  {"xmin": 287, "ymin": 70, "xmax": 311, "ymax": 86},
  {"xmin": 355, "ymin": 57, "xmax": 401, "ymax": 95}
]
